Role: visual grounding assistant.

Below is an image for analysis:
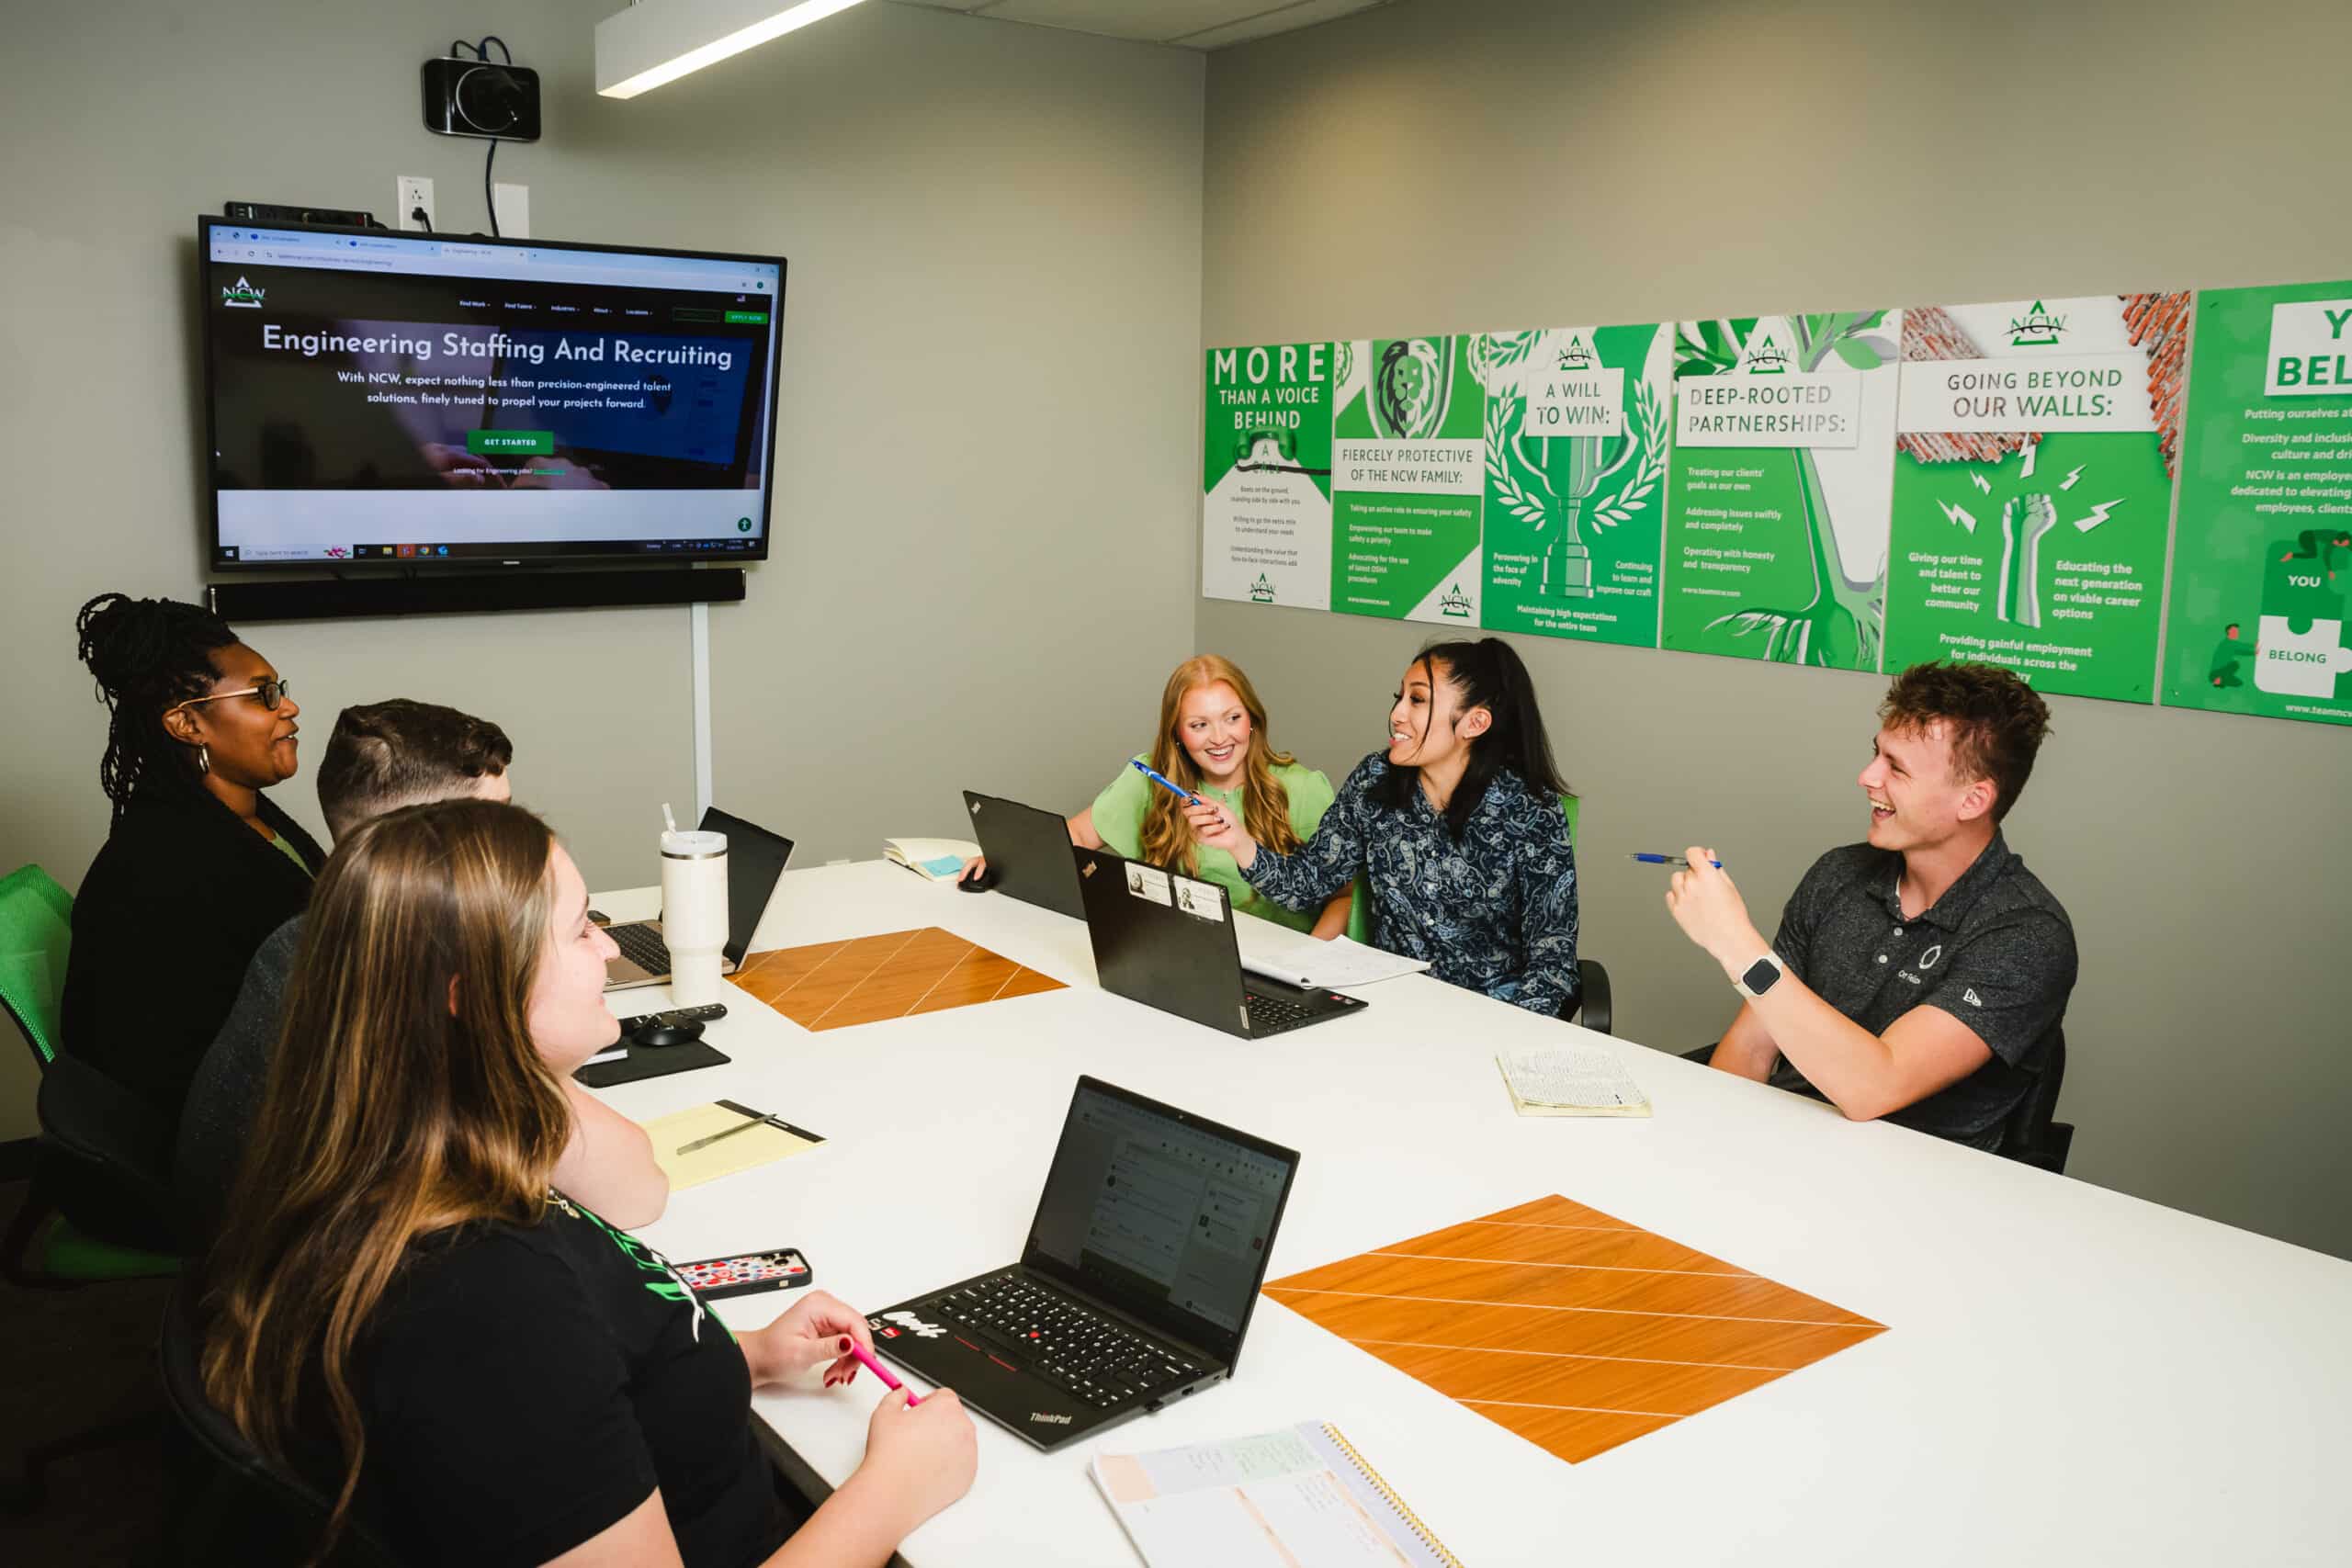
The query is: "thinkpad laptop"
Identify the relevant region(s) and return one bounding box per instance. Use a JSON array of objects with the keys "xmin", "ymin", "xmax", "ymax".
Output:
[
  {"xmin": 1074, "ymin": 846, "xmax": 1365, "ymax": 1039},
  {"xmin": 866, "ymin": 1076, "xmax": 1300, "ymax": 1452},
  {"xmin": 961, "ymin": 790, "xmax": 1087, "ymax": 919},
  {"xmin": 601, "ymin": 807, "xmax": 795, "ymax": 992}
]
